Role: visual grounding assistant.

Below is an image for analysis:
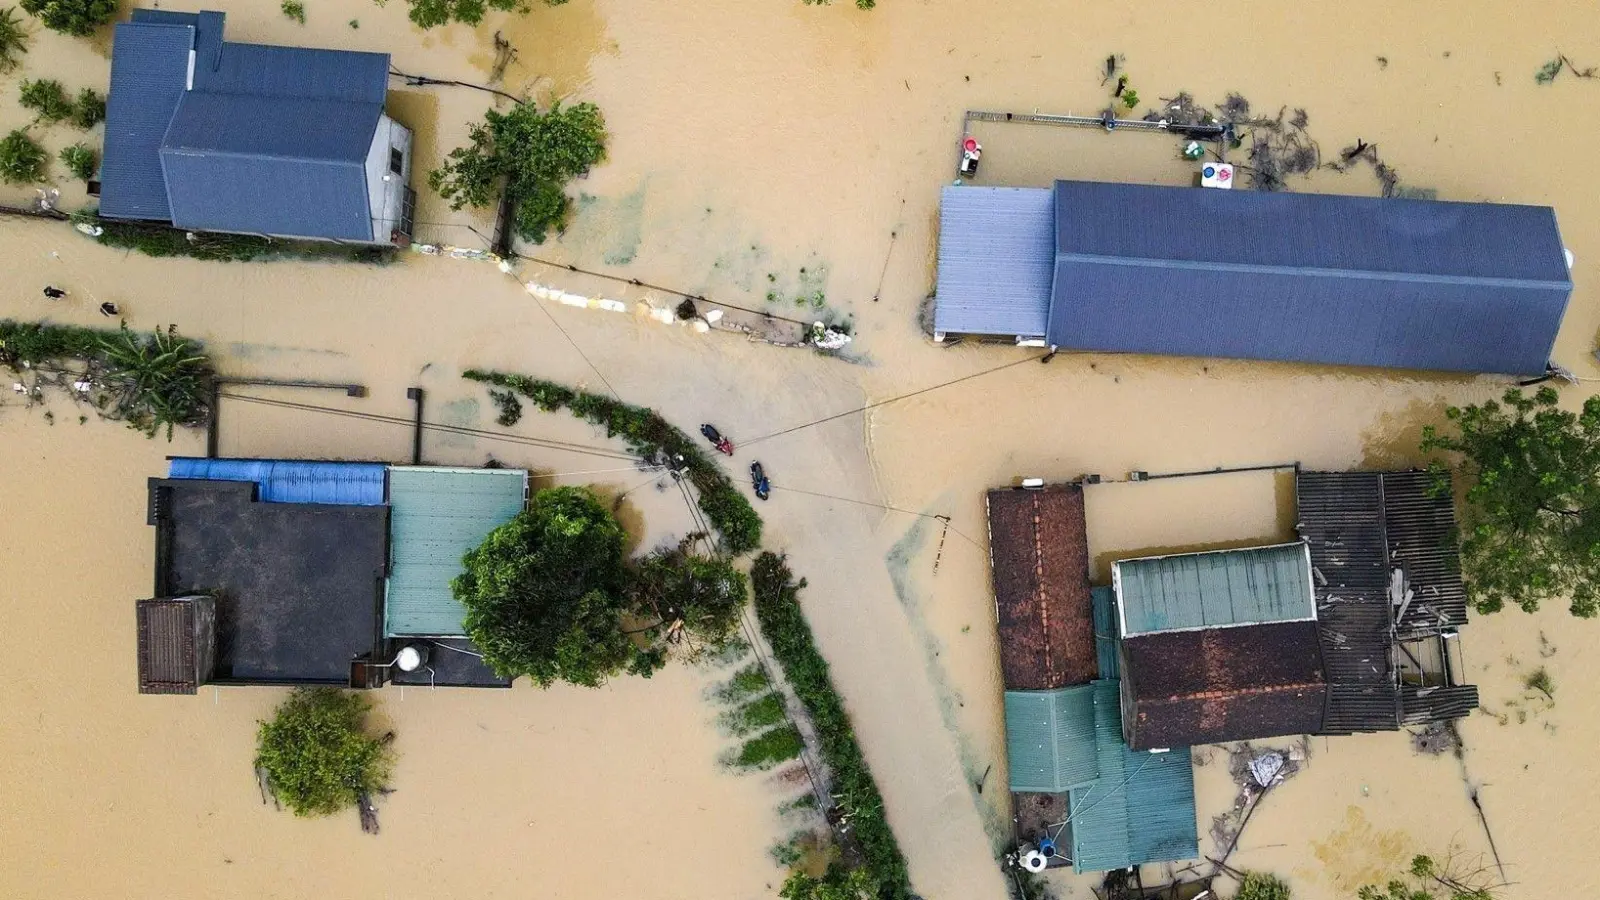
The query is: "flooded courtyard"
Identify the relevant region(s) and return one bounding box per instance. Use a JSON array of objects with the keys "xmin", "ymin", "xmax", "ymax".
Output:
[{"xmin": 3, "ymin": 0, "xmax": 1600, "ymax": 897}]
